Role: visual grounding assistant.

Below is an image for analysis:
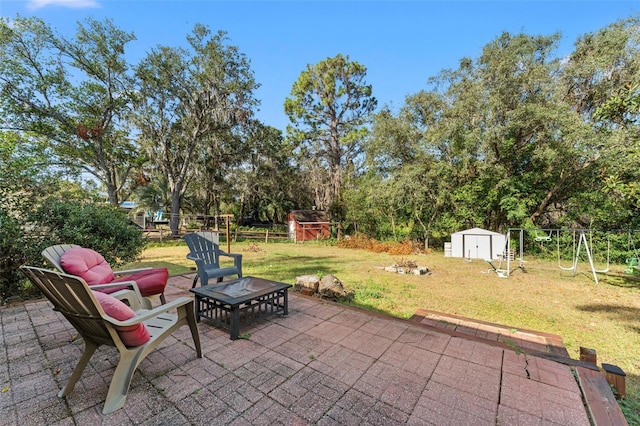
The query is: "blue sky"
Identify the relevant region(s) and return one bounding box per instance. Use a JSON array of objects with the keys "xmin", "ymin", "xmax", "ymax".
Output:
[{"xmin": 1, "ymin": 0, "xmax": 639, "ymax": 132}]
